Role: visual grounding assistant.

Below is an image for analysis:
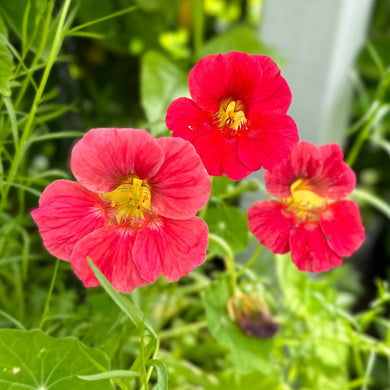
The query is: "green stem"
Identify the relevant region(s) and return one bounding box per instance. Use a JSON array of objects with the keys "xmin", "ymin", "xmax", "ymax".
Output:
[
  {"xmin": 159, "ymin": 321, "xmax": 208, "ymax": 341},
  {"xmin": 39, "ymin": 258, "xmax": 60, "ymax": 329},
  {"xmin": 208, "ymin": 233, "xmax": 236, "ymax": 294},
  {"xmin": 237, "ymin": 244, "xmax": 263, "ymax": 277},
  {"xmin": 0, "ymin": 0, "xmax": 72, "ymax": 218},
  {"xmin": 191, "ymin": 0, "xmax": 204, "ymax": 59}
]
